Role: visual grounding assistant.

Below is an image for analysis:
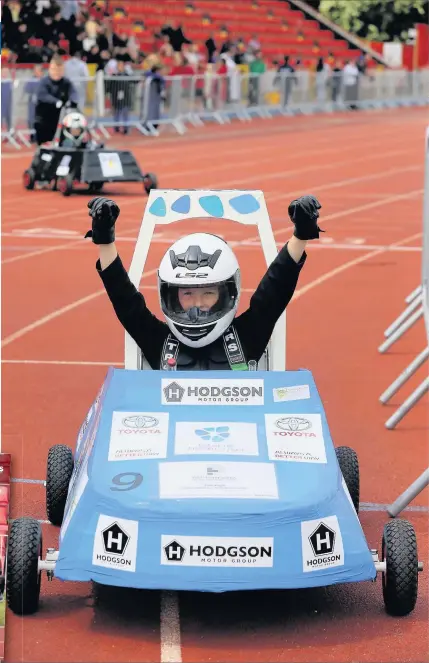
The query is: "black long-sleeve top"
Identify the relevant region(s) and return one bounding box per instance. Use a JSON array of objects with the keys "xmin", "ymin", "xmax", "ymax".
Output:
[{"xmin": 97, "ymin": 243, "xmax": 306, "ymax": 370}]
